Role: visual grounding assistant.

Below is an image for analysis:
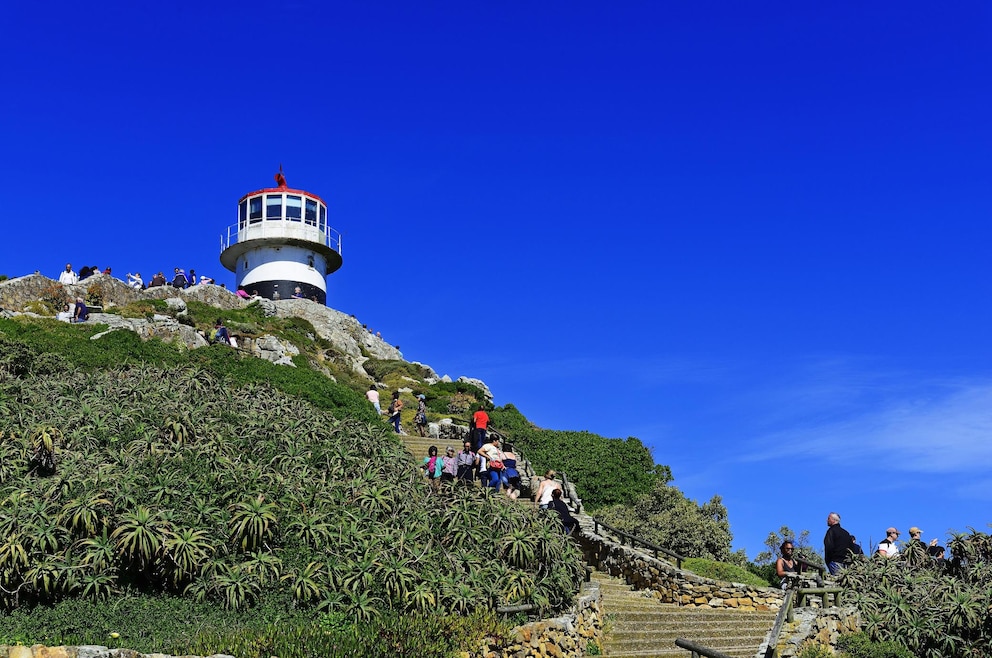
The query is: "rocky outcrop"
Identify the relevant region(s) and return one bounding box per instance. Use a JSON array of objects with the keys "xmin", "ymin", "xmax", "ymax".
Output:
[
  {"xmin": 457, "ymin": 376, "xmax": 493, "ymax": 402},
  {"xmin": 0, "ymin": 274, "xmax": 245, "ymax": 312},
  {"xmin": 249, "ymin": 334, "xmax": 299, "ymax": 366},
  {"xmin": 0, "ymin": 275, "xmax": 486, "ymax": 386},
  {"xmin": 270, "ymin": 299, "xmax": 402, "ymax": 372},
  {"xmin": 88, "ymin": 314, "xmax": 207, "ymax": 349}
]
